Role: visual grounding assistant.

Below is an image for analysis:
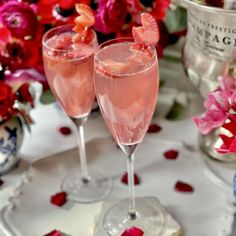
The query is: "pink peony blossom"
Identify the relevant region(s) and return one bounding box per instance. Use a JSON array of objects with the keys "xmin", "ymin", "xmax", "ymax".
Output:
[
  {"xmin": 0, "ymin": 0, "xmax": 38, "ymax": 39},
  {"xmin": 193, "ymin": 91, "xmax": 230, "ymax": 135},
  {"xmin": 94, "ymin": 0, "xmax": 127, "ymax": 34},
  {"xmin": 219, "ymin": 75, "xmax": 236, "ymax": 97}
]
